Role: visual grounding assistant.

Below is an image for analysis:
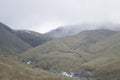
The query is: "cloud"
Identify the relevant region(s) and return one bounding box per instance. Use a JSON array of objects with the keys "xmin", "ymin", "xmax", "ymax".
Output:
[{"xmin": 0, "ymin": 0, "xmax": 120, "ymax": 33}]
